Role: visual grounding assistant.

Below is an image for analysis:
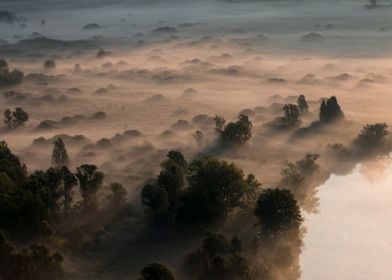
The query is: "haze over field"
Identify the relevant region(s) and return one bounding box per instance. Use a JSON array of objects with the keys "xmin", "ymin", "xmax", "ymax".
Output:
[{"xmin": 1, "ymin": 0, "xmax": 392, "ymax": 279}]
